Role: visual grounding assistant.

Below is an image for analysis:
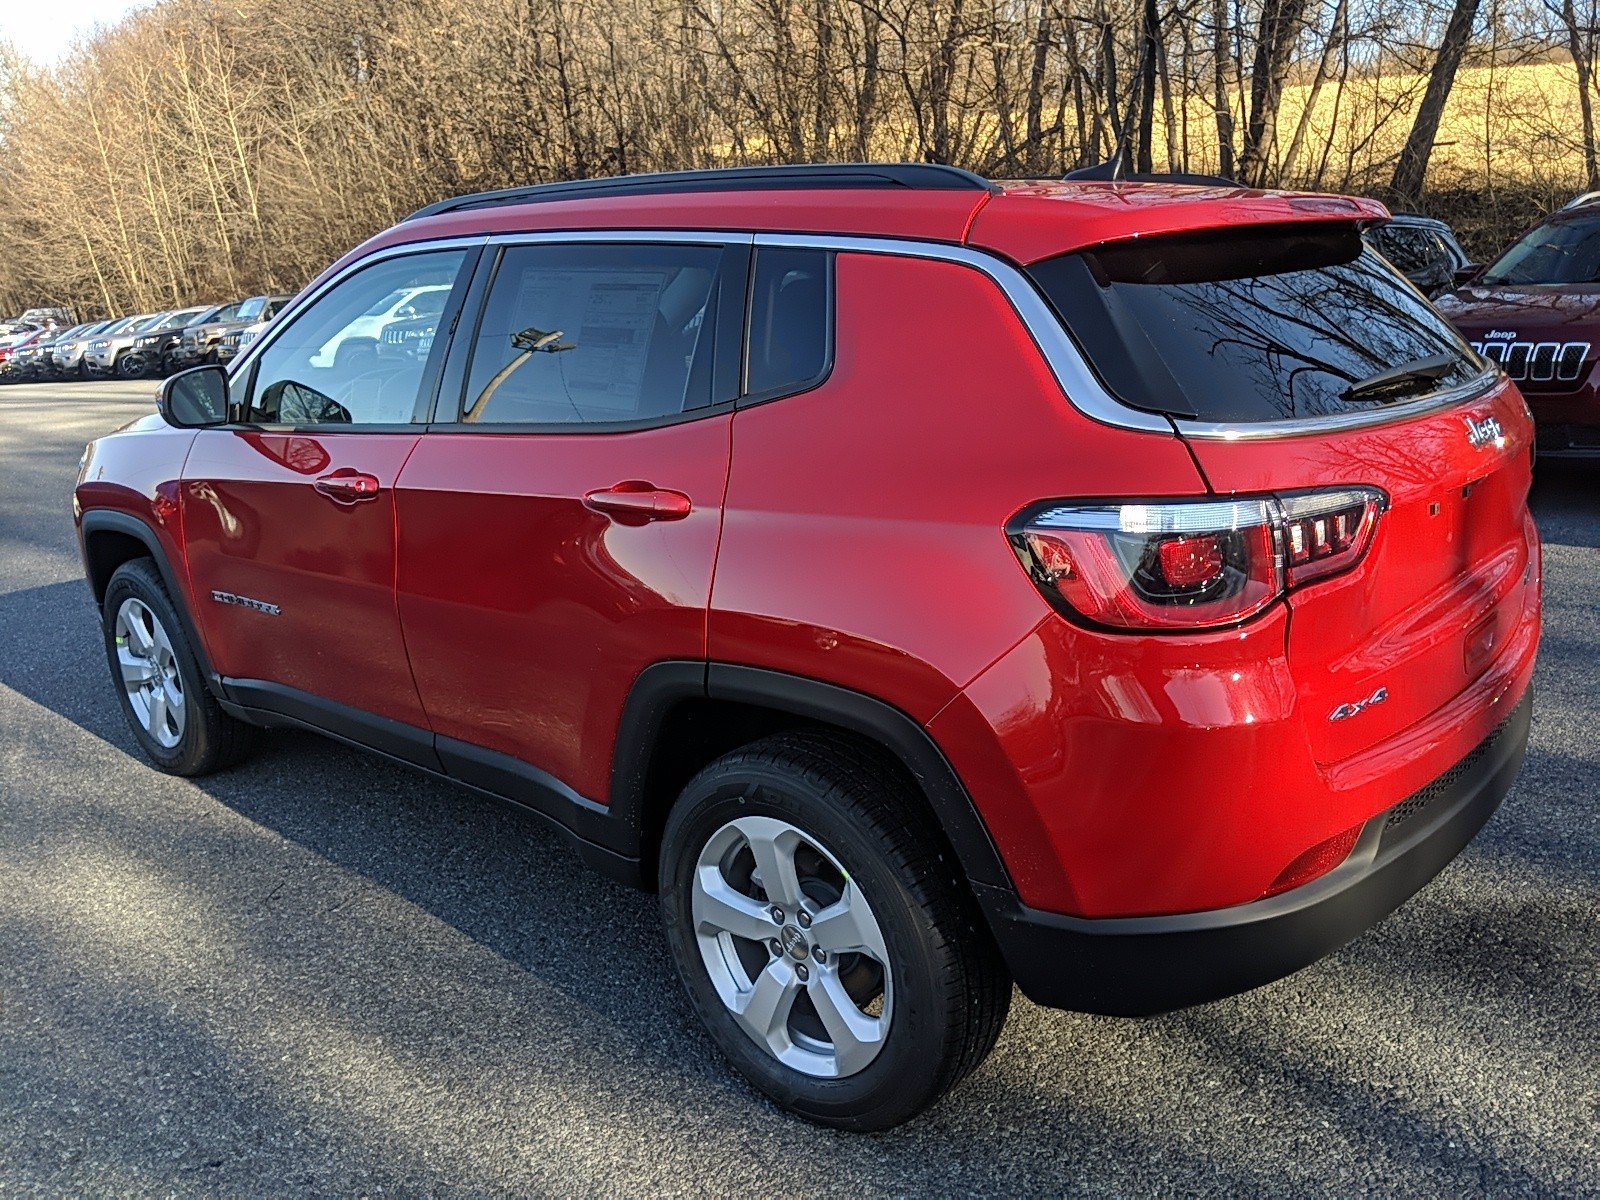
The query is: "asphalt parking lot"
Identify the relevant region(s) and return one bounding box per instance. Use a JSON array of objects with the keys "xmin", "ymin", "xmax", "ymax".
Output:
[{"xmin": 1, "ymin": 379, "xmax": 1596, "ymax": 1195}]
